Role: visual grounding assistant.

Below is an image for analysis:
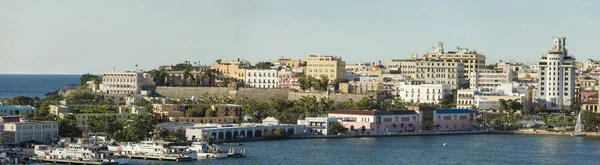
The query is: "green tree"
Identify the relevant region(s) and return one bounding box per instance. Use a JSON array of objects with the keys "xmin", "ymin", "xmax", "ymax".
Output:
[
  {"xmin": 254, "ymin": 62, "xmax": 274, "ymax": 69},
  {"xmin": 186, "ymin": 107, "xmax": 207, "ymax": 117},
  {"xmin": 582, "ymin": 110, "xmax": 600, "ymax": 131},
  {"xmin": 328, "ymin": 122, "xmax": 347, "ymax": 134},
  {"xmin": 6, "ymin": 96, "xmax": 33, "ymax": 105},
  {"xmin": 58, "ymin": 115, "xmax": 82, "ymax": 138},
  {"xmin": 122, "ymin": 114, "xmax": 159, "ymax": 142},
  {"xmin": 273, "ymin": 128, "xmax": 290, "ymax": 139},
  {"xmin": 148, "ymin": 69, "xmax": 168, "ymax": 86},
  {"xmin": 356, "ymin": 96, "xmax": 378, "ymax": 110},
  {"xmin": 80, "ymin": 73, "xmax": 101, "ymax": 85},
  {"xmin": 332, "ymin": 78, "xmax": 349, "ymax": 91},
  {"xmin": 205, "ymin": 109, "xmax": 217, "ymax": 117},
  {"xmin": 170, "ymin": 127, "xmax": 187, "ymax": 141}
]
